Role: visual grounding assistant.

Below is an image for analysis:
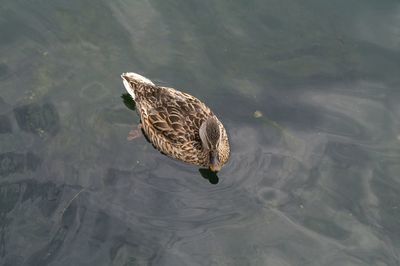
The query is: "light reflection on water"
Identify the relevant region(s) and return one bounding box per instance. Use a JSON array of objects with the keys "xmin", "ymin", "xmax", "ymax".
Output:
[{"xmin": 1, "ymin": 0, "xmax": 400, "ymax": 265}]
